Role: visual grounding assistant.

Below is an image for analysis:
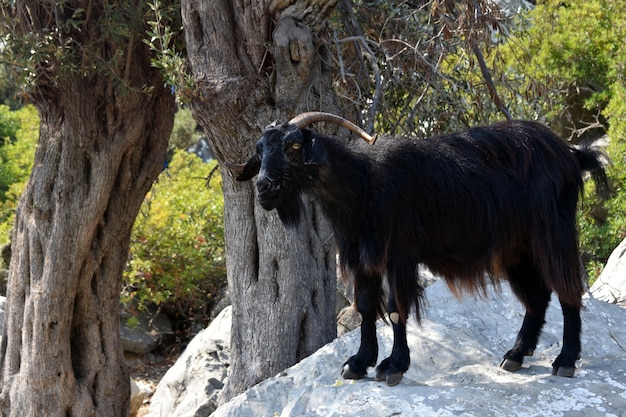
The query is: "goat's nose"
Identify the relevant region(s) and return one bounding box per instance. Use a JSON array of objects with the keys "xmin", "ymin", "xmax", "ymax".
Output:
[{"xmin": 256, "ymin": 178, "xmax": 272, "ymax": 193}]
